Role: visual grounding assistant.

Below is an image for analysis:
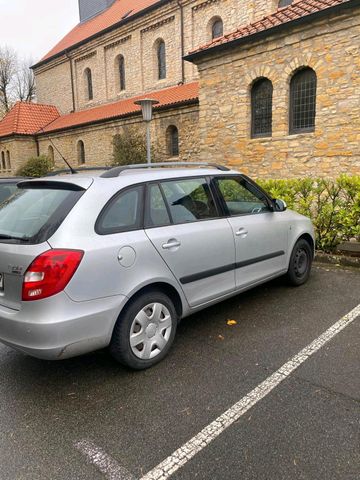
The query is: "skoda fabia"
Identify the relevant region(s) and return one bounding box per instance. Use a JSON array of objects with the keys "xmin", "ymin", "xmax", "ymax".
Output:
[{"xmin": 0, "ymin": 163, "xmax": 315, "ymax": 369}]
